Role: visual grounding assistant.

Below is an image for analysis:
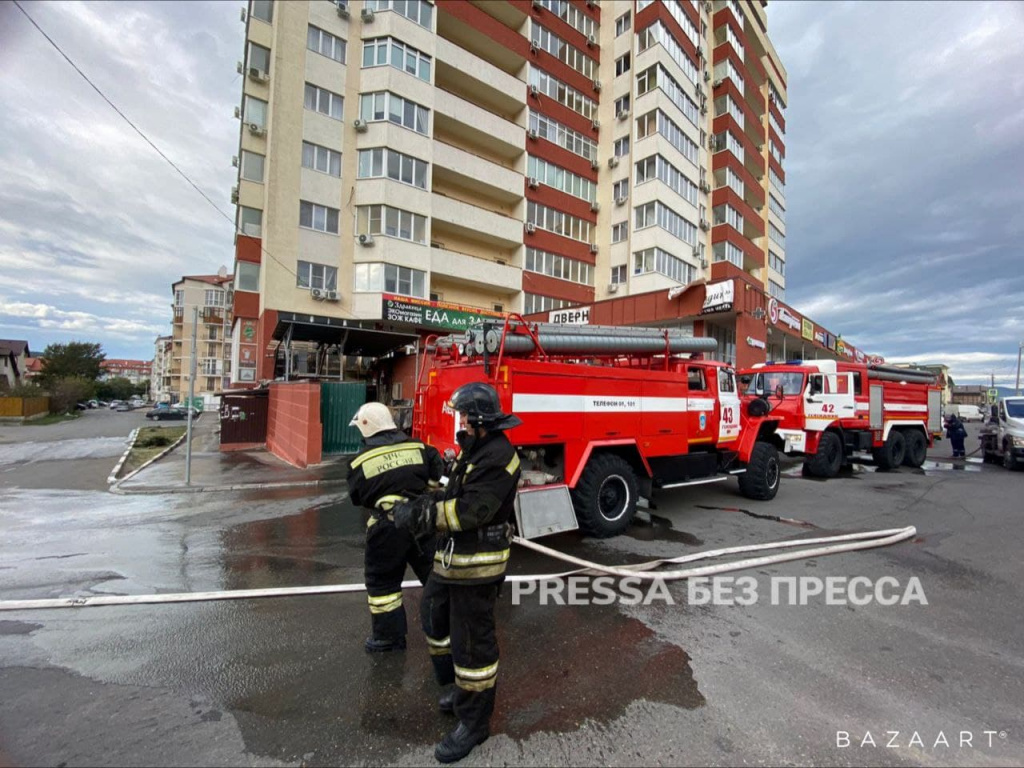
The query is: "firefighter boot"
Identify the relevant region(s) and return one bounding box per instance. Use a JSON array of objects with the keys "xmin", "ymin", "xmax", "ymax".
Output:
[
  {"xmin": 364, "ymin": 635, "xmax": 406, "ymax": 653},
  {"xmin": 438, "ymin": 685, "xmax": 456, "ymax": 715},
  {"xmin": 434, "ymin": 722, "xmax": 489, "ymax": 764}
]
